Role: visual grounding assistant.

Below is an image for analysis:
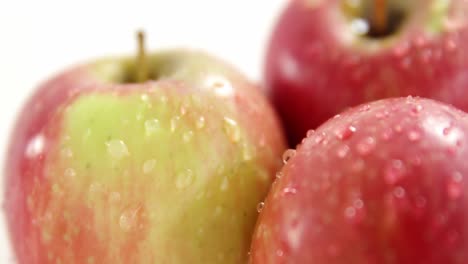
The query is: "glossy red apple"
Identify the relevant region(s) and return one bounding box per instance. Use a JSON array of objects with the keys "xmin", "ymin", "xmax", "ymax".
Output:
[
  {"xmin": 251, "ymin": 97, "xmax": 468, "ymax": 263},
  {"xmin": 266, "ymin": 0, "xmax": 468, "ymax": 145},
  {"xmin": 5, "ymin": 34, "xmax": 286, "ymax": 263}
]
